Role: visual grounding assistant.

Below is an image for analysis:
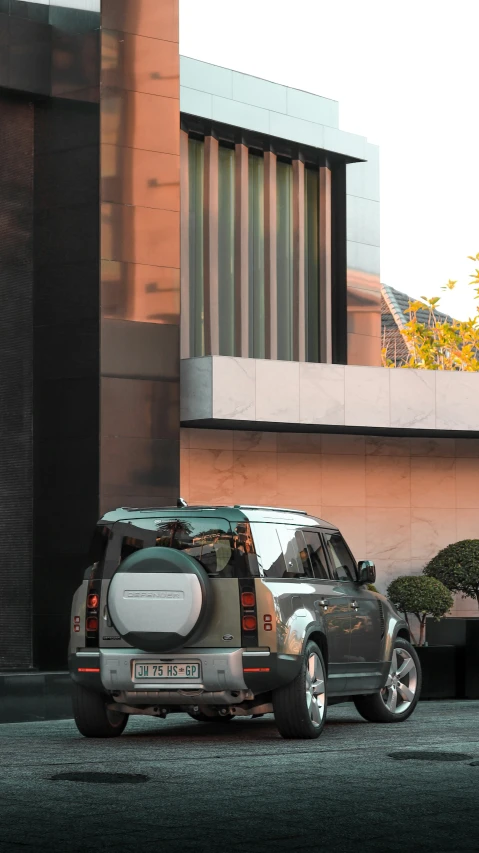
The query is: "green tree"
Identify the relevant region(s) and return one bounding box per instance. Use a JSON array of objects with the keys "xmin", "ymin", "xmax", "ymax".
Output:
[
  {"xmin": 424, "ymin": 539, "xmax": 479, "ymax": 610},
  {"xmin": 387, "ymin": 575, "xmax": 454, "ymax": 646},
  {"xmin": 382, "ymin": 253, "xmax": 479, "ymax": 370}
]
